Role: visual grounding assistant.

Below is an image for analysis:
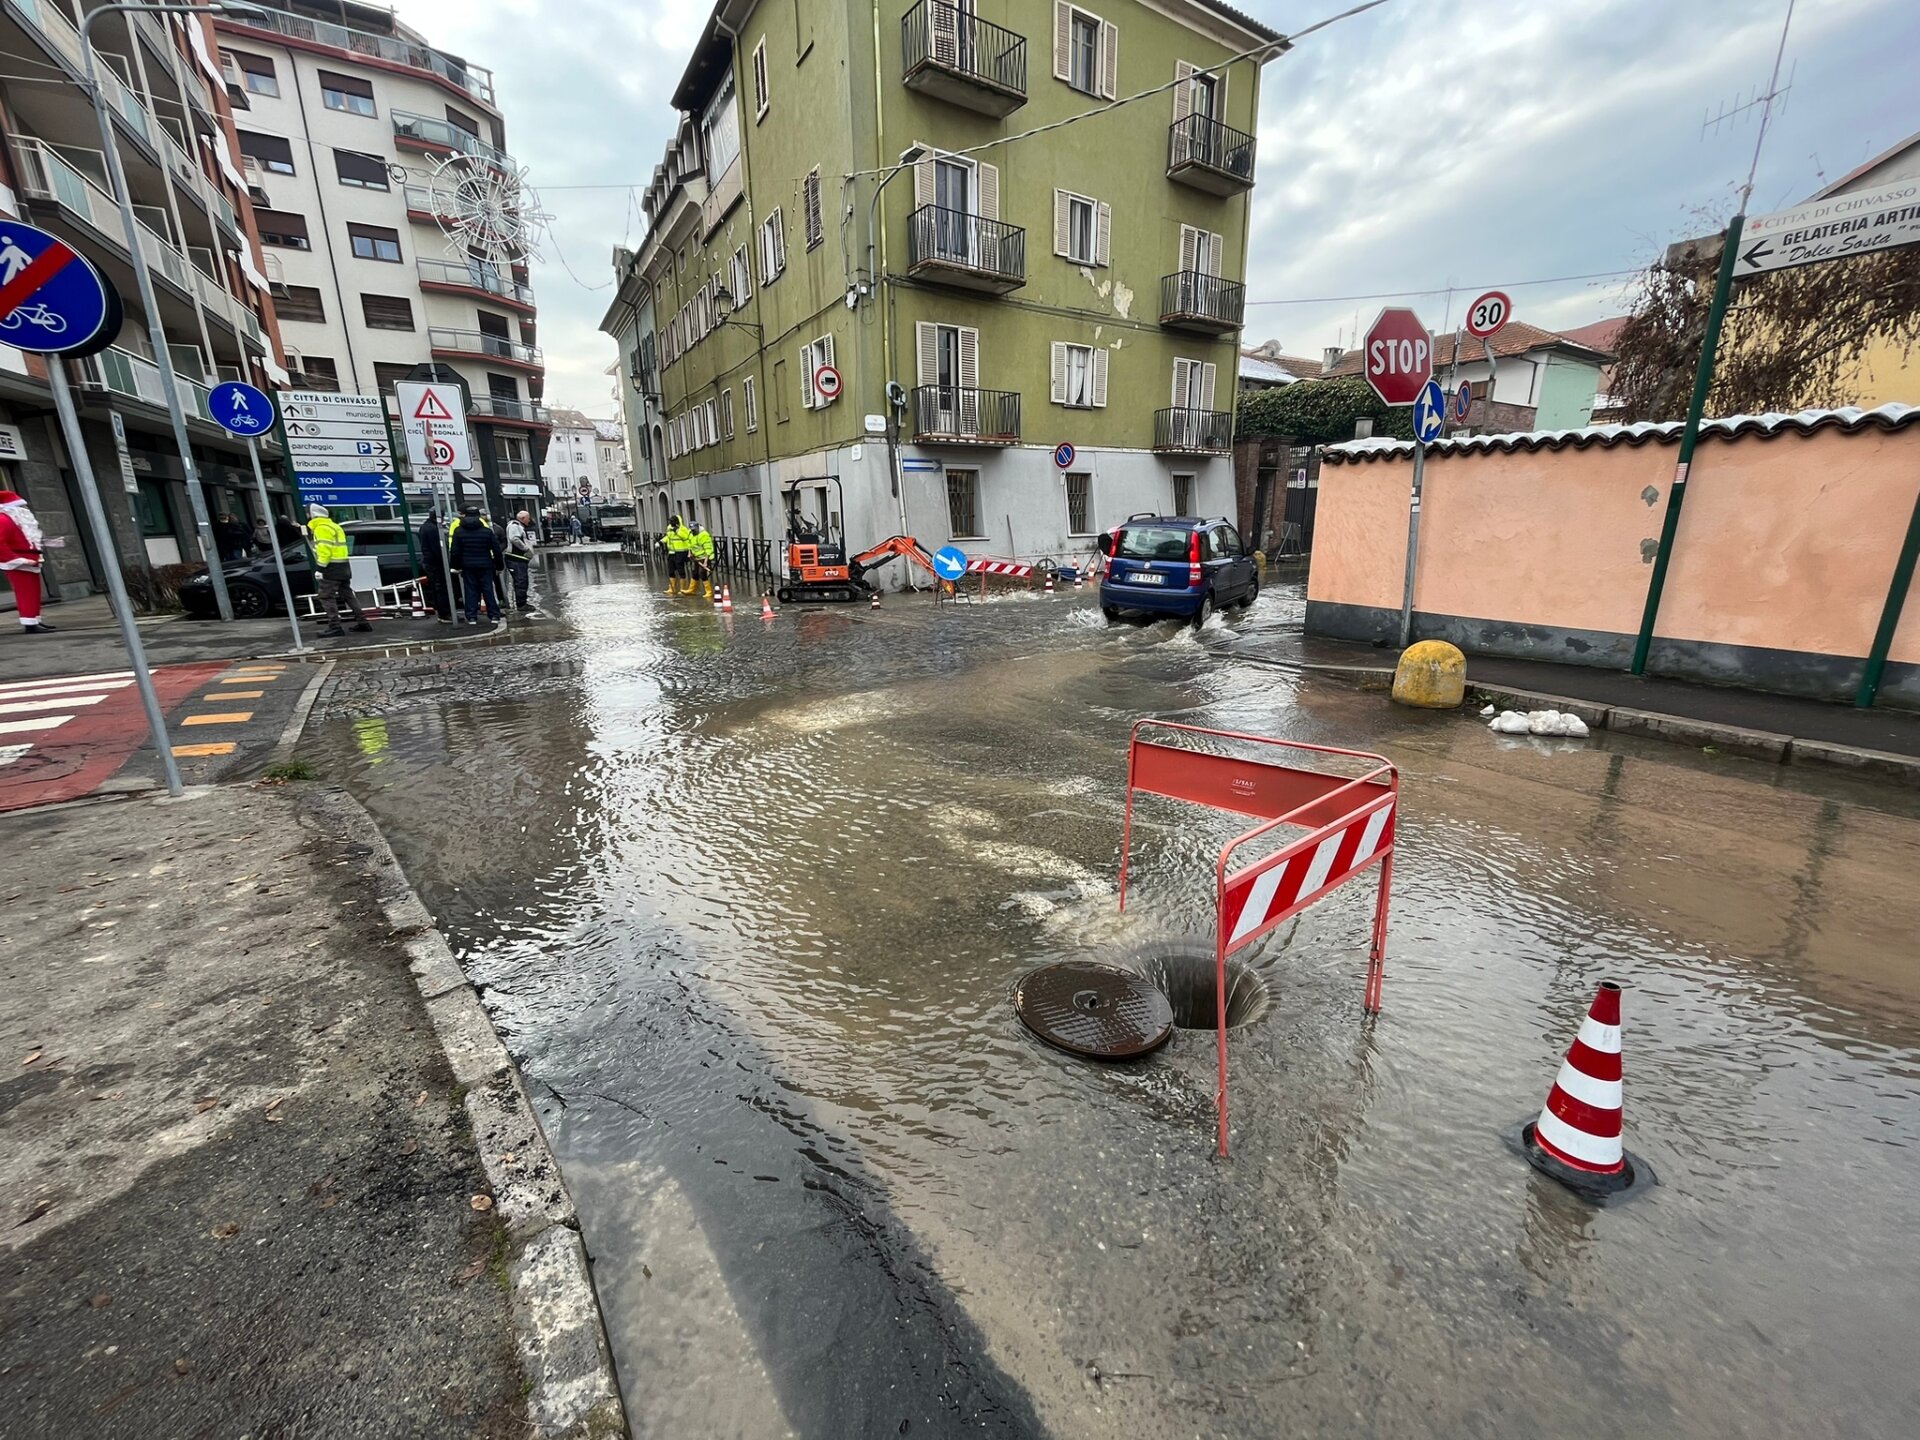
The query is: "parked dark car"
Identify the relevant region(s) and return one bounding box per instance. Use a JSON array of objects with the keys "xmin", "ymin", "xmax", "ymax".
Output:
[
  {"xmin": 1096, "ymin": 514, "xmax": 1259, "ymax": 627},
  {"xmin": 179, "ymin": 521, "xmax": 418, "ymax": 619}
]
